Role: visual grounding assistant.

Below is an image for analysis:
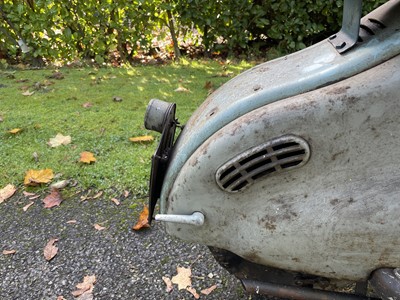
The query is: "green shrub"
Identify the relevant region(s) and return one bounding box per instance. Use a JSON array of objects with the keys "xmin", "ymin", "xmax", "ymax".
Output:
[{"xmin": 0, "ymin": 0, "xmax": 387, "ymax": 63}]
